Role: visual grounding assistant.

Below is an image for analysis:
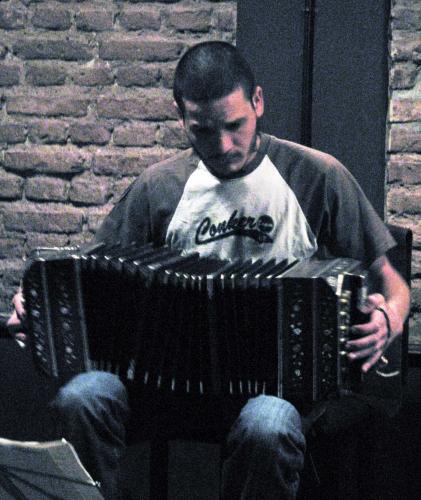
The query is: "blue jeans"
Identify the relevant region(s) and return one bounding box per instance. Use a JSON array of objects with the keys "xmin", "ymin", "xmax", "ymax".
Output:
[
  {"xmin": 52, "ymin": 372, "xmax": 305, "ymax": 500},
  {"xmin": 221, "ymin": 395, "xmax": 306, "ymax": 499},
  {"xmin": 51, "ymin": 372, "xmax": 129, "ymax": 500}
]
